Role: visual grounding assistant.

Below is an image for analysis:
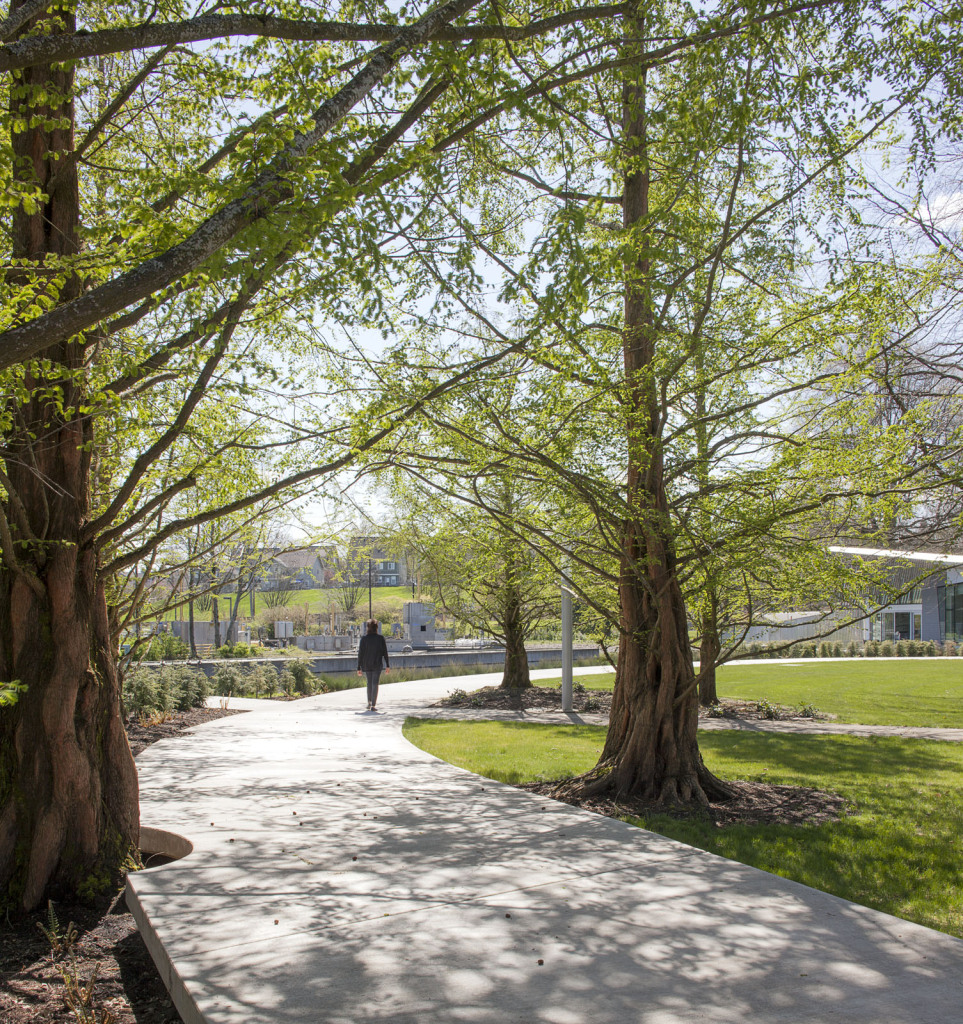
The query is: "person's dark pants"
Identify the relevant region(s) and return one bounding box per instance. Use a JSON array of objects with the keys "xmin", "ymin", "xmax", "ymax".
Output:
[{"xmin": 365, "ymin": 669, "xmax": 381, "ymax": 707}]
